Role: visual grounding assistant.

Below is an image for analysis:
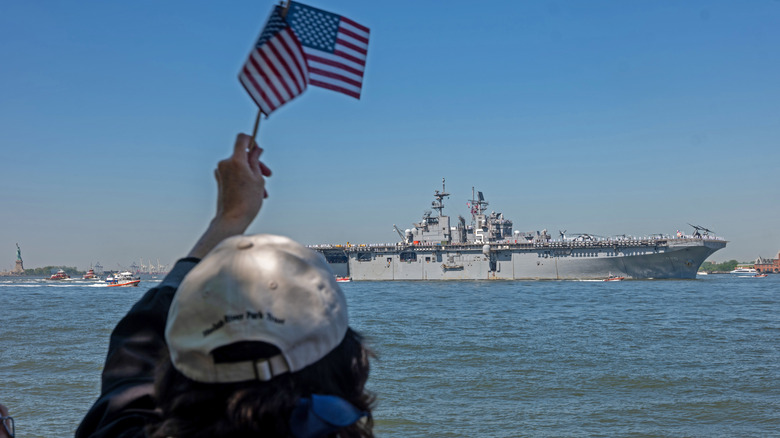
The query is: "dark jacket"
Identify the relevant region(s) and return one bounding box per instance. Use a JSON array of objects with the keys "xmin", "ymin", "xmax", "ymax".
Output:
[{"xmin": 75, "ymin": 258, "xmax": 199, "ymax": 438}]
